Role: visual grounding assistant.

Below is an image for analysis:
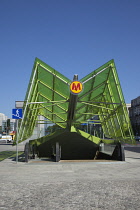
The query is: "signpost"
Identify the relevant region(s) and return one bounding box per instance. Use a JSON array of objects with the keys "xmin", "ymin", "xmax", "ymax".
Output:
[{"xmin": 12, "ymin": 109, "xmax": 22, "ymax": 163}]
